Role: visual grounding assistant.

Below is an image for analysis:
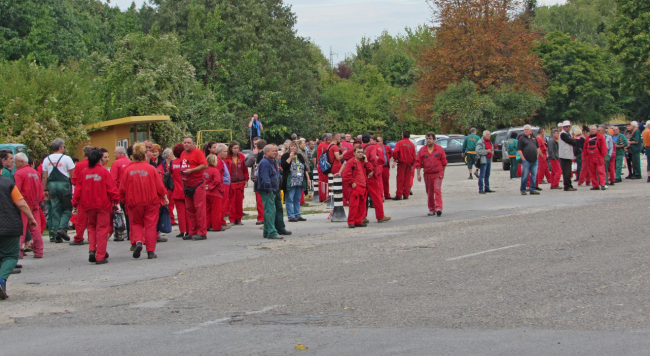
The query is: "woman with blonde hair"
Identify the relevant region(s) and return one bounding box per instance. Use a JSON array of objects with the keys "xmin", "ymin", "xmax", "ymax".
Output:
[
  {"xmin": 225, "ymin": 141, "xmax": 249, "ymax": 225},
  {"xmin": 204, "ymin": 154, "xmax": 224, "ymax": 234},
  {"xmin": 119, "ymin": 143, "xmax": 168, "ymax": 259}
]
